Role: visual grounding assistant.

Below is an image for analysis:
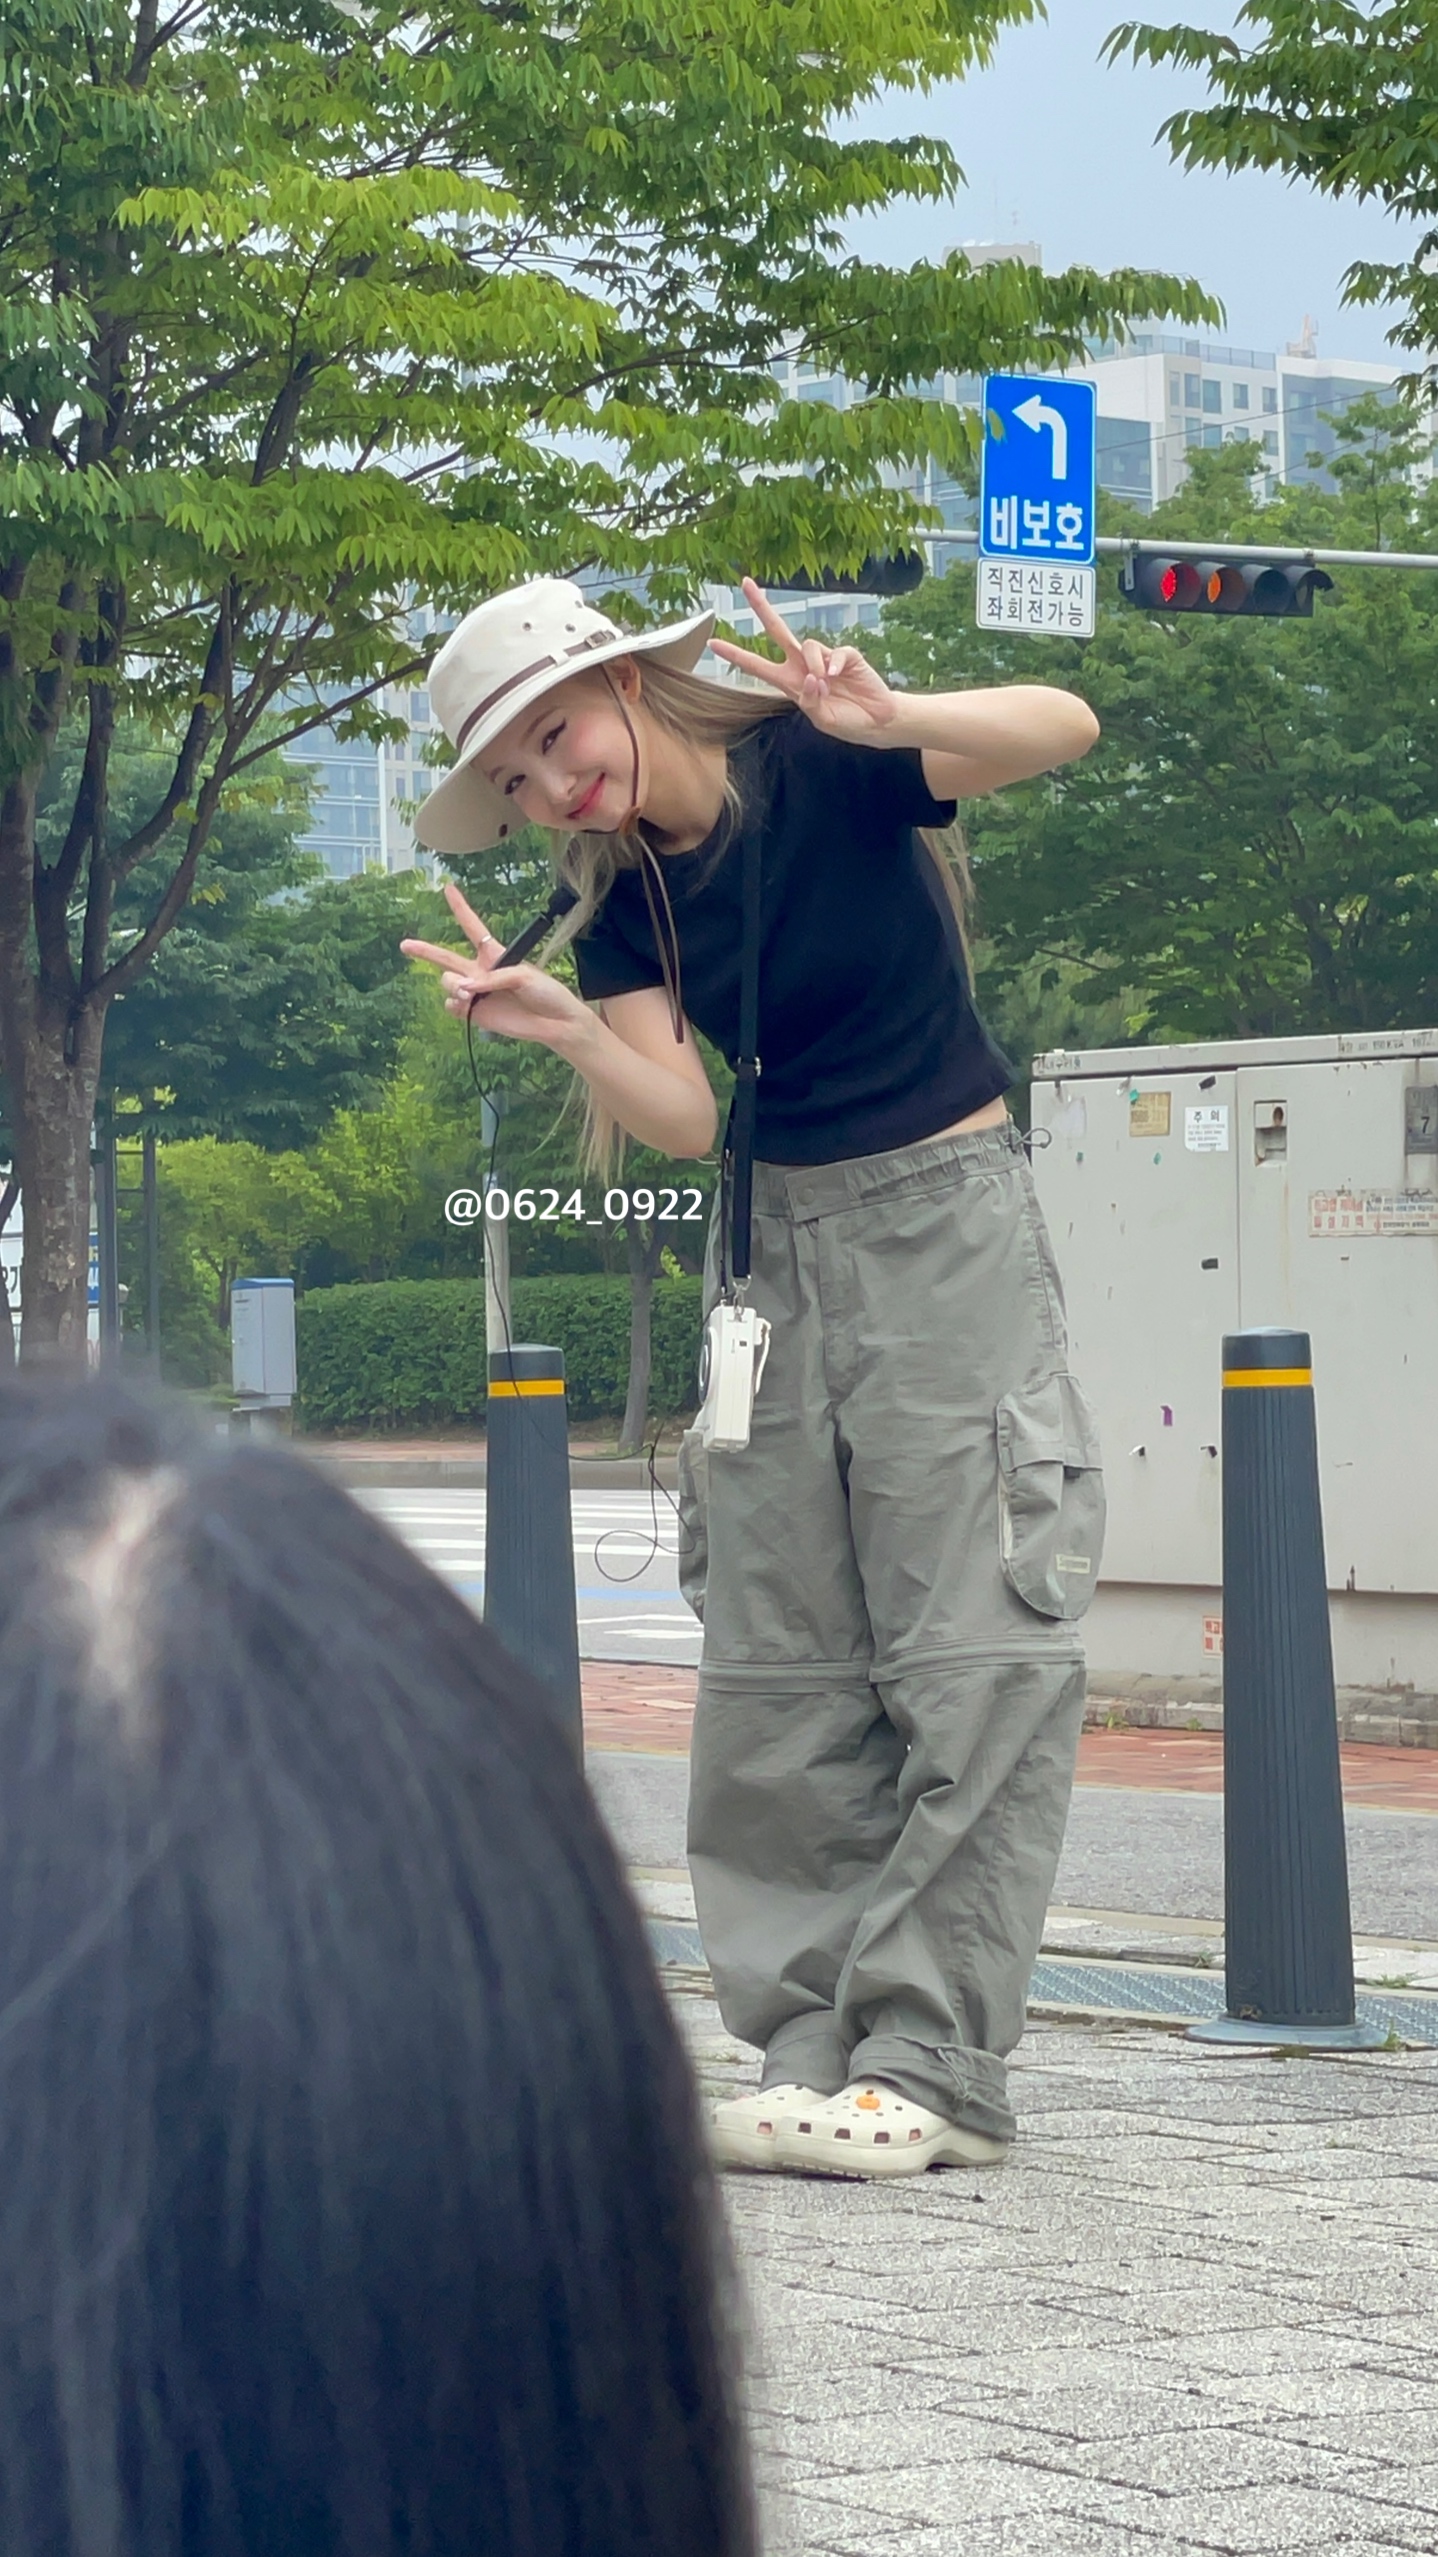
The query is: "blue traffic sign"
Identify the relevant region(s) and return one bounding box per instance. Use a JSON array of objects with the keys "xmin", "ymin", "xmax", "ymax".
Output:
[{"xmin": 979, "ymin": 375, "xmax": 1097, "ymax": 566}]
